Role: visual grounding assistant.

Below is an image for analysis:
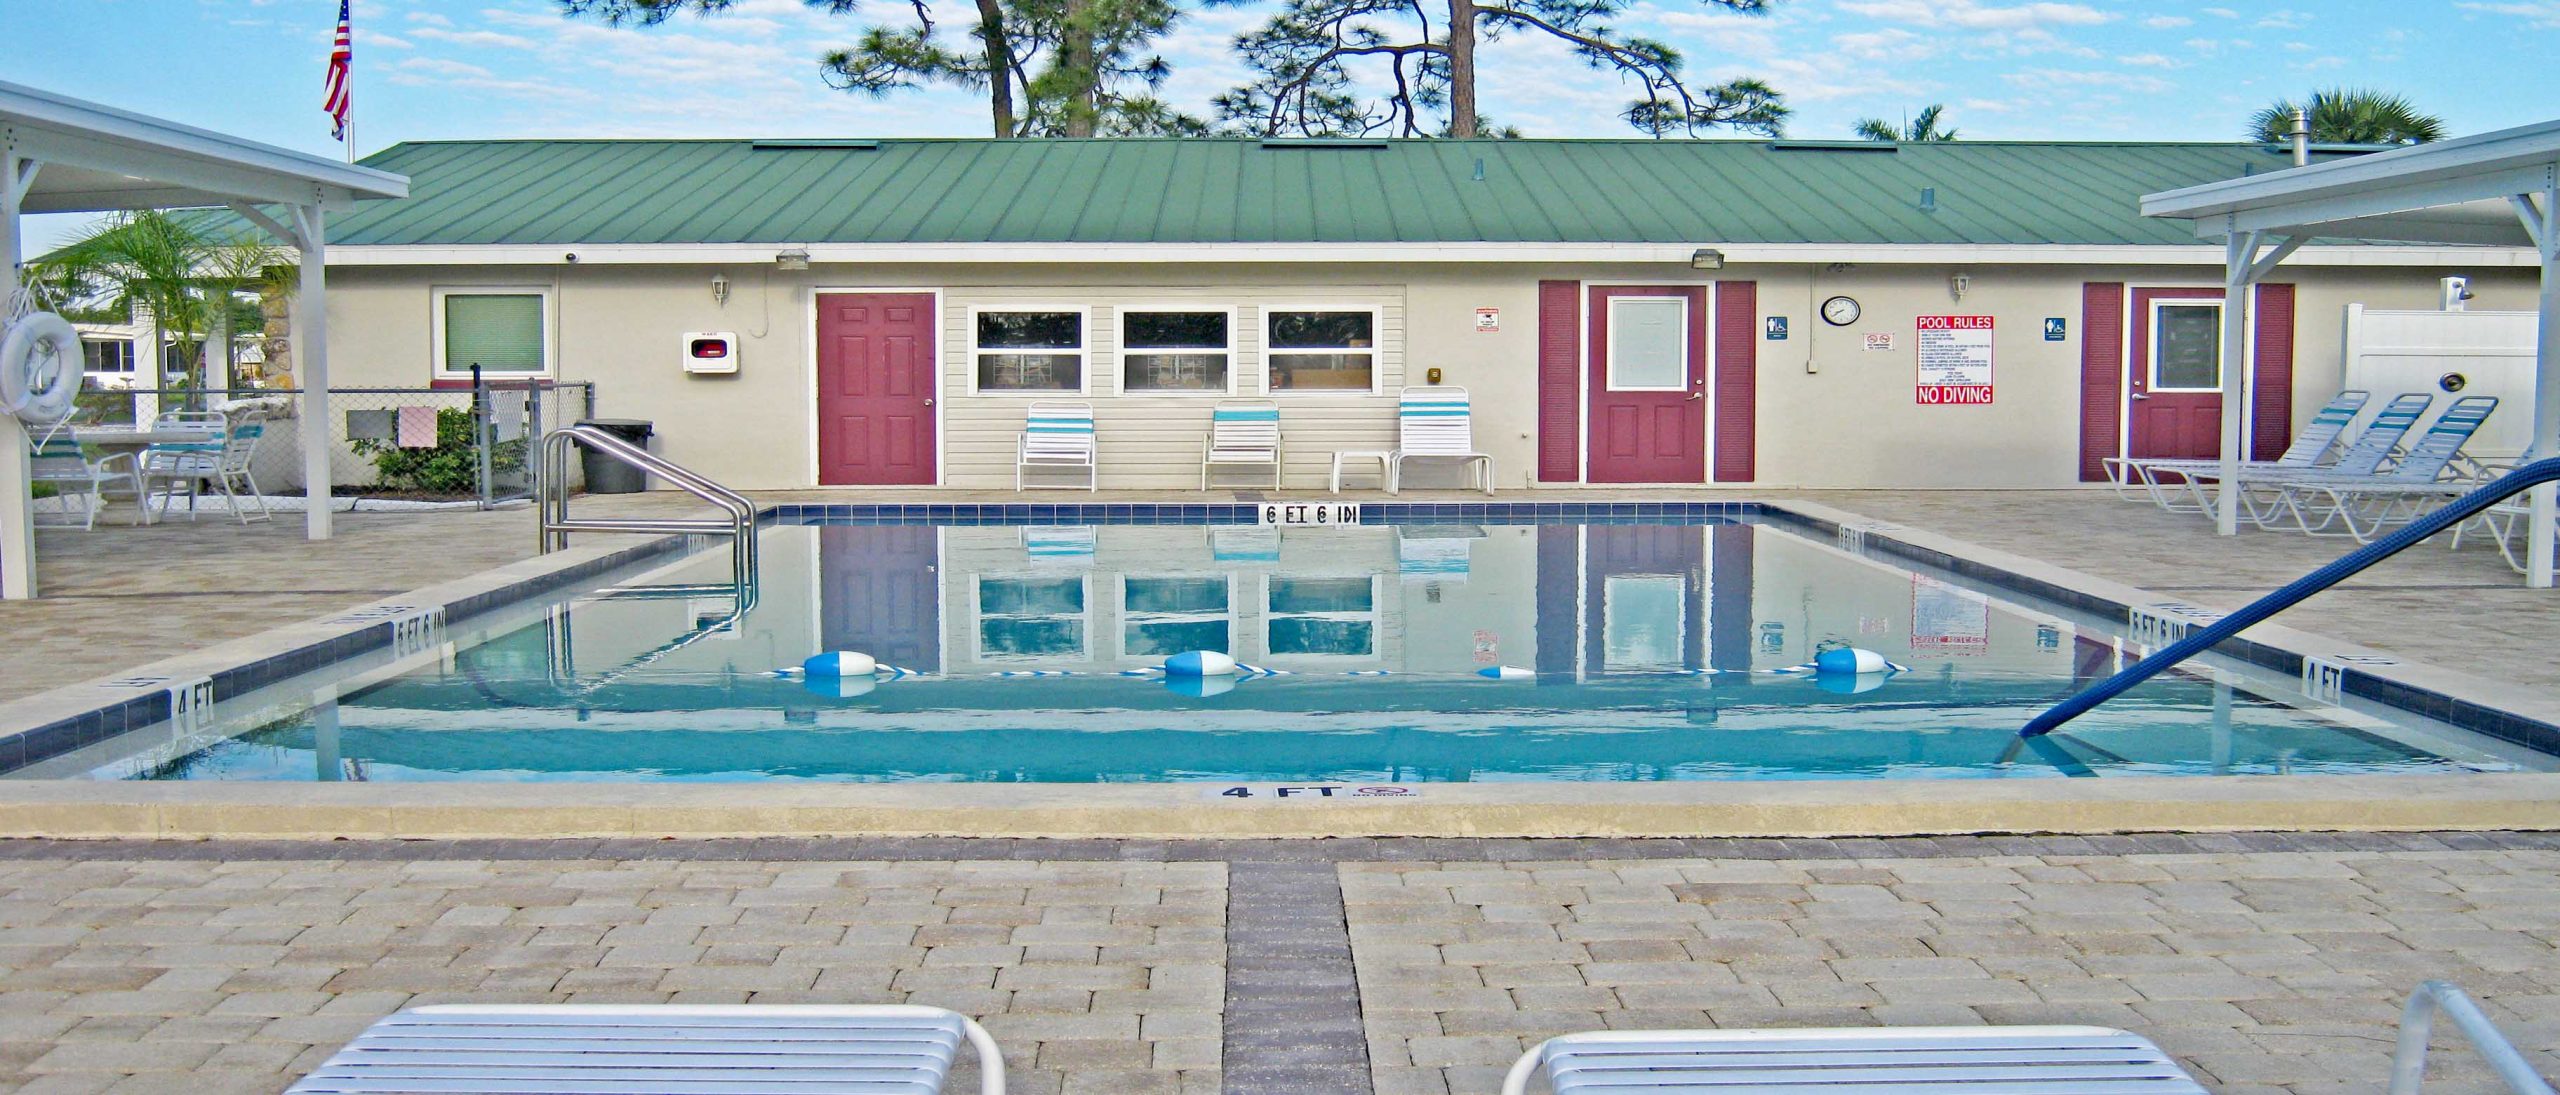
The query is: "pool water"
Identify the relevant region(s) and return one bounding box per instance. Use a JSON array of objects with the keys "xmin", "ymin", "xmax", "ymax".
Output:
[{"xmin": 59, "ymin": 517, "xmax": 2550, "ymax": 783}]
